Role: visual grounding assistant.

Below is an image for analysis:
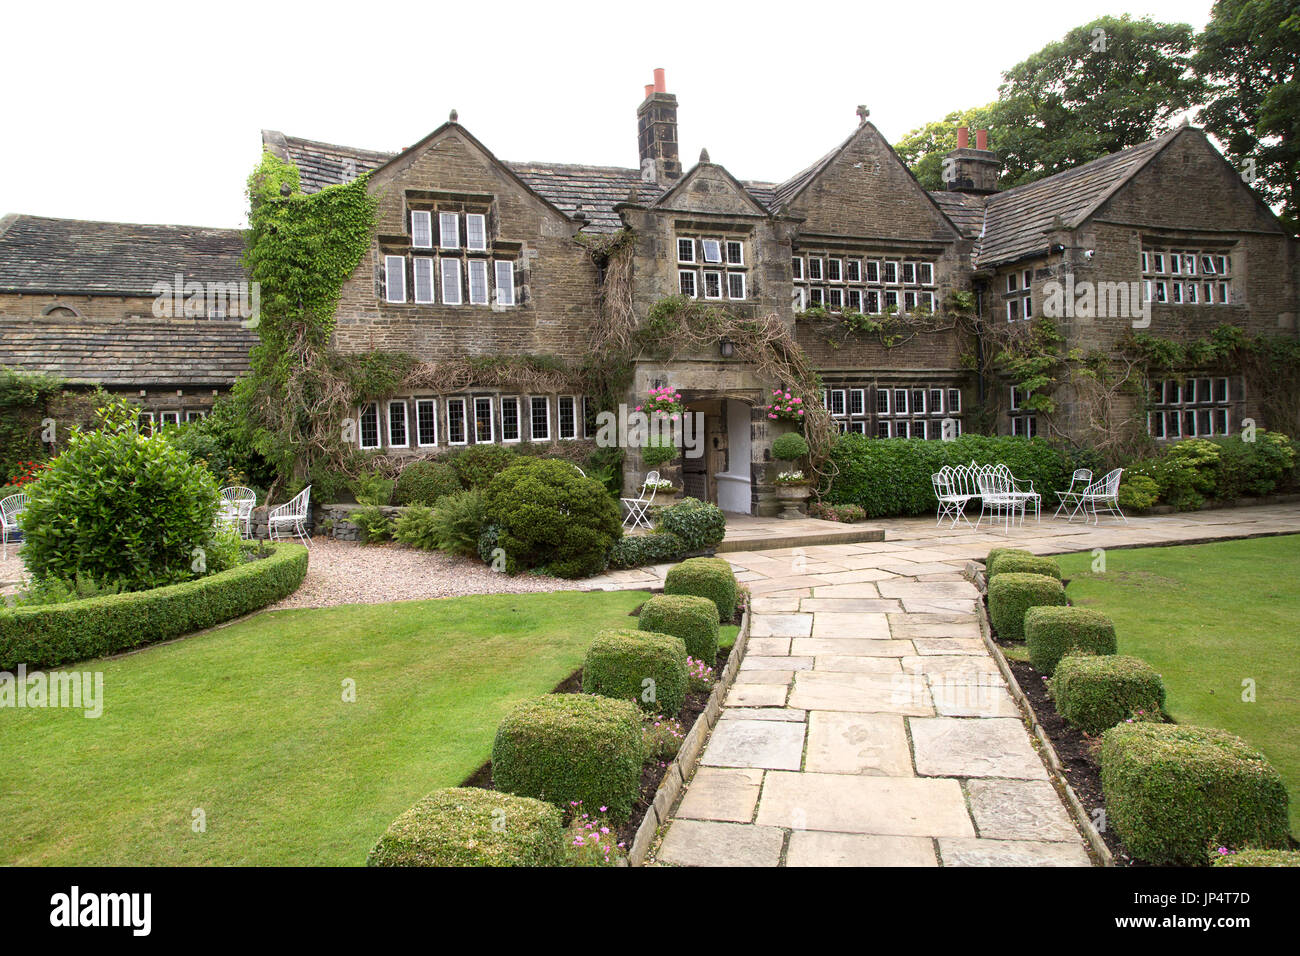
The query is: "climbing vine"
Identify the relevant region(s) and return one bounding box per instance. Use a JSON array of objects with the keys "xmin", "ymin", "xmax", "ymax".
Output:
[{"xmin": 796, "ymin": 290, "xmax": 971, "ymax": 350}]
